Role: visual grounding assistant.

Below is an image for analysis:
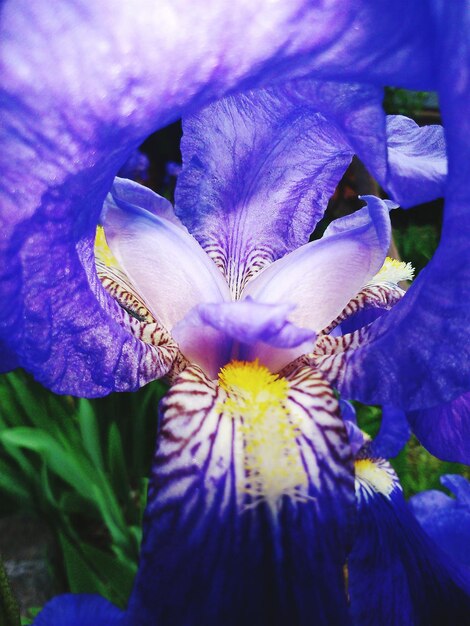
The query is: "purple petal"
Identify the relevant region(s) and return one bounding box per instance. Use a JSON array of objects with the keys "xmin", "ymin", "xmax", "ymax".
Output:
[
  {"xmin": 344, "ymin": 420, "xmax": 367, "ymax": 456},
  {"xmin": 0, "ymin": 1, "xmax": 437, "ymax": 394},
  {"xmin": 102, "ymin": 179, "xmax": 231, "ymax": 332},
  {"xmin": 350, "ymin": 455, "xmax": 470, "ymax": 626},
  {"xmin": 371, "ymin": 405, "xmax": 410, "ymax": 459},
  {"xmin": 126, "ymin": 364, "xmax": 354, "ymax": 626},
  {"xmin": 176, "ymin": 84, "xmax": 356, "ymax": 296},
  {"xmin": 335, "ymin": 3, "xmax": 470, "ymax": 412},
  {"xmin": 410, "ymin": 475, "xmax": 470, "ymax": 571},
  {"xmin": 0, "ymin": 343, "xmax": 19, "ymax": 374},
  {"xmin": 244, "ymin": 196, "xmax": 391, "ymax": 334},
  {"xmin": 441, "ymin": 475, "xmax": 470, "ymax": 508},
  {"xmin": 384, "ymin": 116, "xmax": 447, "ymax": 207},
  {"xmin": 340, "ymin": 399, "xmax": 357, "ymax": 423},
  {"xmin": 407, "ymin": 393, "xmax": 470, "ymax": 464},
  {"xmin": 32, "ymin": 594, "xmax": 124, "ymax": 626},
  {"xmin": 173, "ymin": 299, "xmax": 316, "ymax": 376}
]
